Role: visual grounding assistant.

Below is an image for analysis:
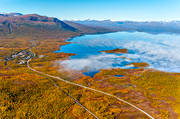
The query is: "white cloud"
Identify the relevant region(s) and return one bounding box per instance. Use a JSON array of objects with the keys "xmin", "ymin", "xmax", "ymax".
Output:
[
  {"xmin": 59, "ymin": 32, "xmax": 180, "ymax": 73},
  {"xmin": 123, "ymin": 38, "xmax": 180, "ymax": 72},
  {"xmin": 60, "ymin": 54, "xmax": 131, "ymax": 71}
]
